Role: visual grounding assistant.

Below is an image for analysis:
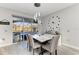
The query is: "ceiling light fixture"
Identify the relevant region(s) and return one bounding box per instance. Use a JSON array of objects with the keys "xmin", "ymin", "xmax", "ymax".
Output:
[
  {"xmin": 34, "ymin": 3, "xmax": 41, "ymax": 7},
  {"xmin": 34, "ymin": 3, "xmax": 41, "ymax": 22}
]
